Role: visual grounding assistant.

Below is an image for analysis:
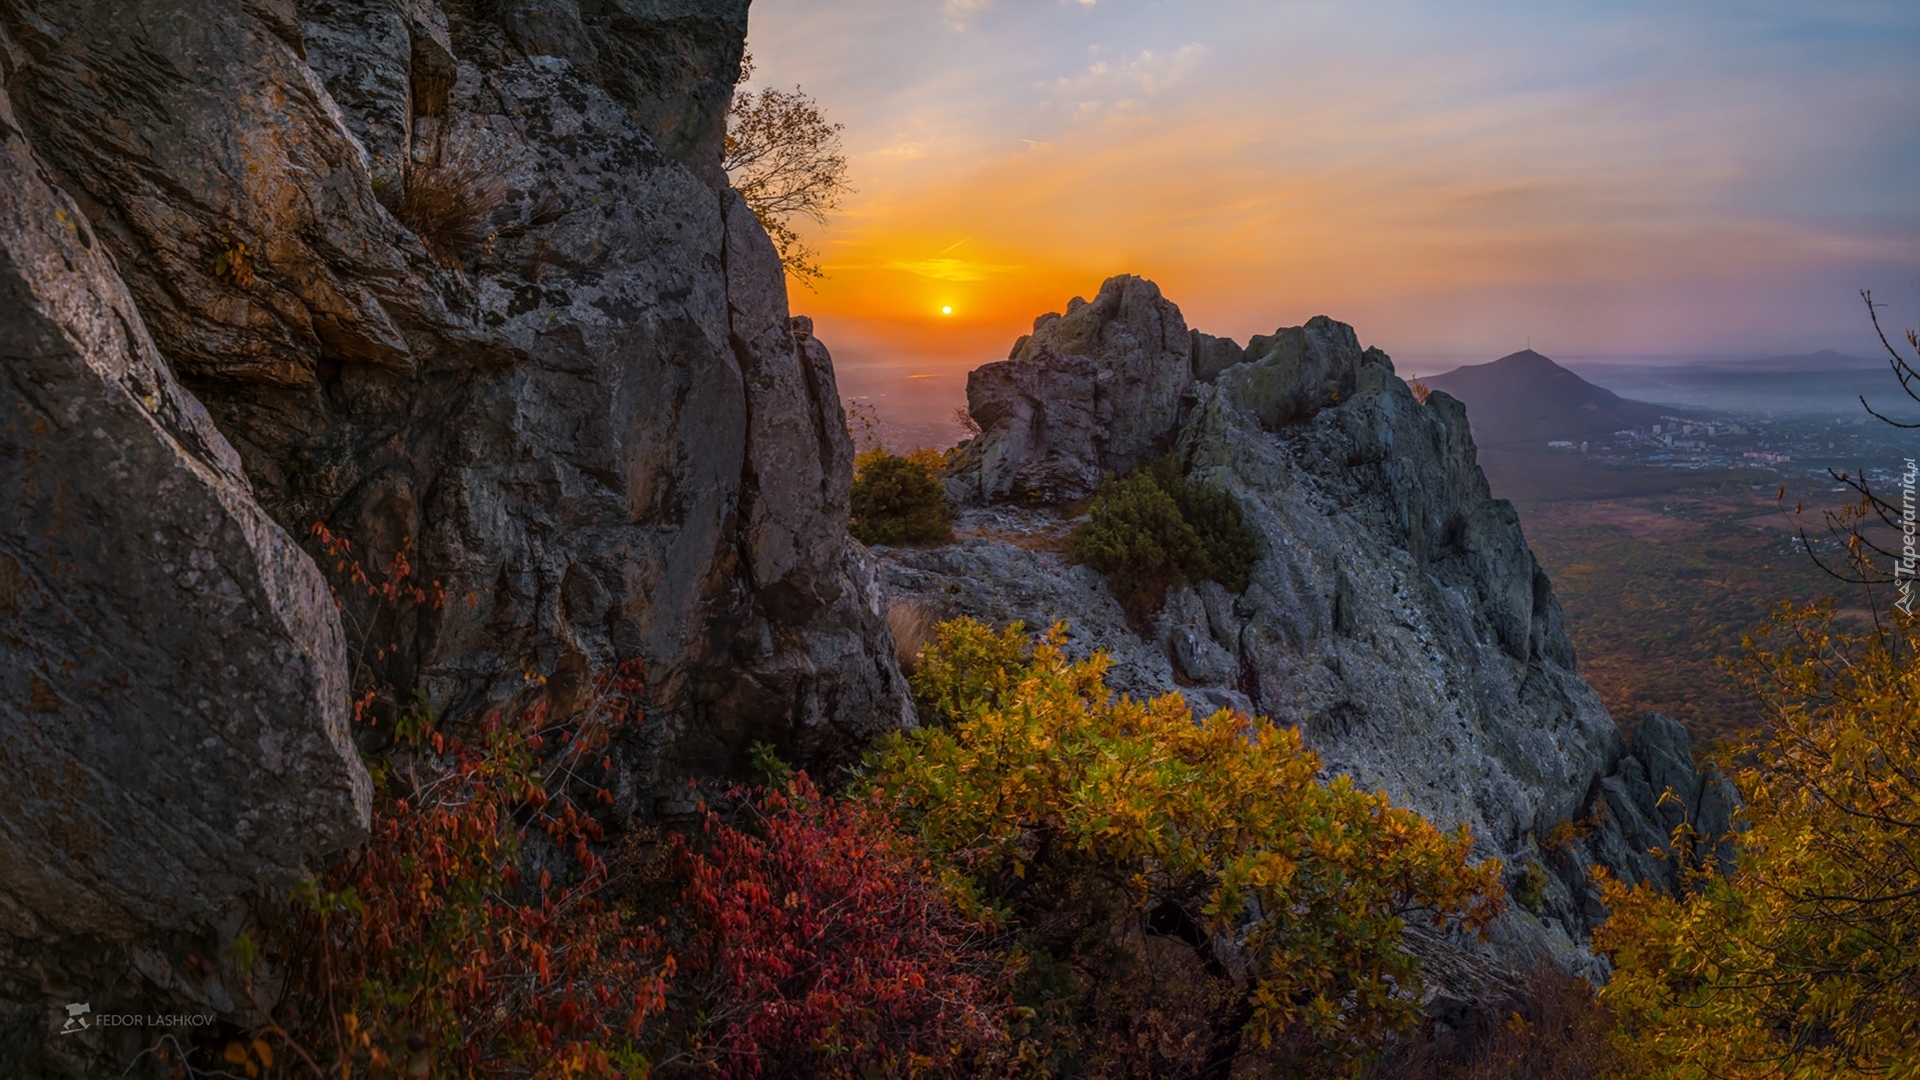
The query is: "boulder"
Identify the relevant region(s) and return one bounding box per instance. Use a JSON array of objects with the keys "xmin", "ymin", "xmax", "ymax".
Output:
[
  {"xmin": 0, "ymin": 75, "xmax": 369, "ymax": 1070},
  {"xmin": 1190, "ymin": 329, "xmax": 1246, "ymax": 383},
  {"xmin": 950, "ymin": 274, "xmax": 1197, "ymax": 504},
  {"xmin": 1214, "ymin": 316, "xmax": 1367, "ymax": 430}
]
